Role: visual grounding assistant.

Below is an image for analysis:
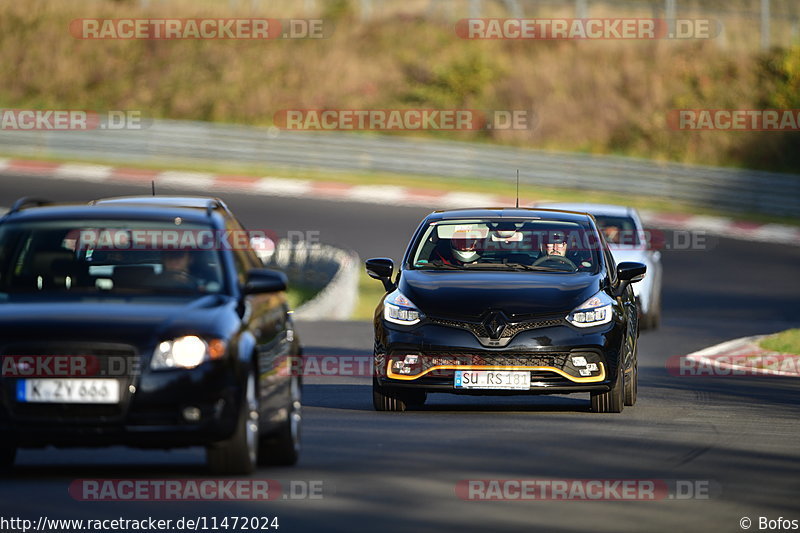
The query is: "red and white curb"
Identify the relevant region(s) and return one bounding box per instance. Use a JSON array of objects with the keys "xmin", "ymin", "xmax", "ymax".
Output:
[
  {"xmin": 685, "ymin": 335, "xmax": 800, "ymax": 377},
  {"xmin": 1, "ymin": 157, "xmax": 798, "ymax": 246}
]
